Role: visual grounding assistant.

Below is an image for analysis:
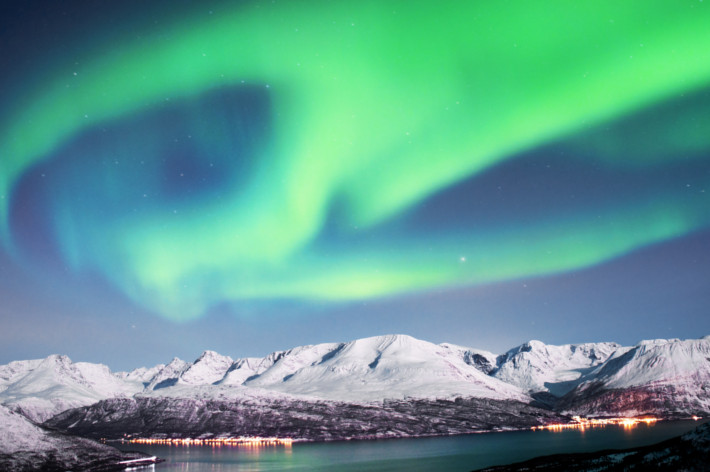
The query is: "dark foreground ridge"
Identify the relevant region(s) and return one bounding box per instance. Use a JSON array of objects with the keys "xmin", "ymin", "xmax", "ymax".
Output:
[
  {"xmin": 0, "ymin": 435, "xmax": 154, "ymax": 472},
  {"xmin": 0, "ymin": 404, "xmax": 157, "ymax": 472},
  {"xmin": 45, "ymin": 395, "xmax": 565, "ymax": 441},
  {"xmin": 473, "ymin": 422, "xmax": 710, "ymax": 472}
]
